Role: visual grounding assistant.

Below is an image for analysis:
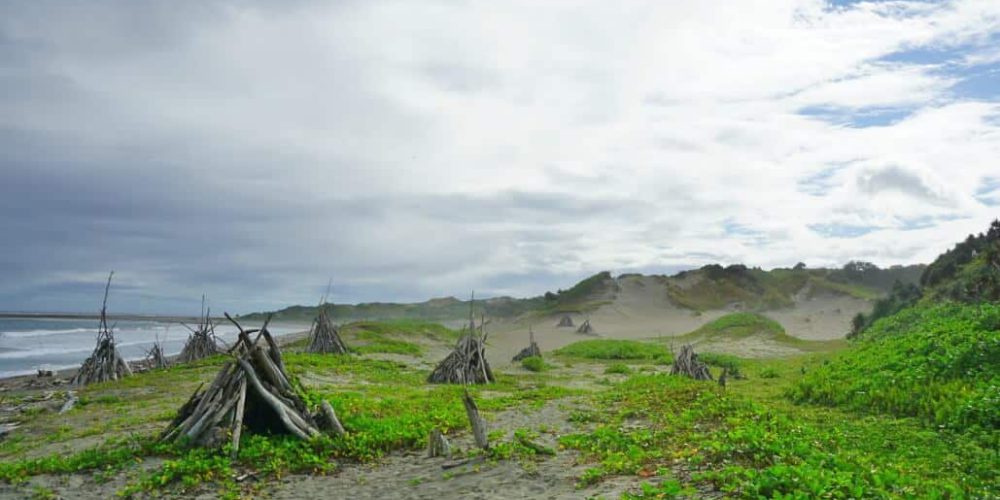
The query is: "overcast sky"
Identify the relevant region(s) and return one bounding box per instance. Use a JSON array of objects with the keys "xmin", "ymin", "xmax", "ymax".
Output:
[{"xmin": 2, "ymin": 0, "xmax": 999, "ymax": 315}]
